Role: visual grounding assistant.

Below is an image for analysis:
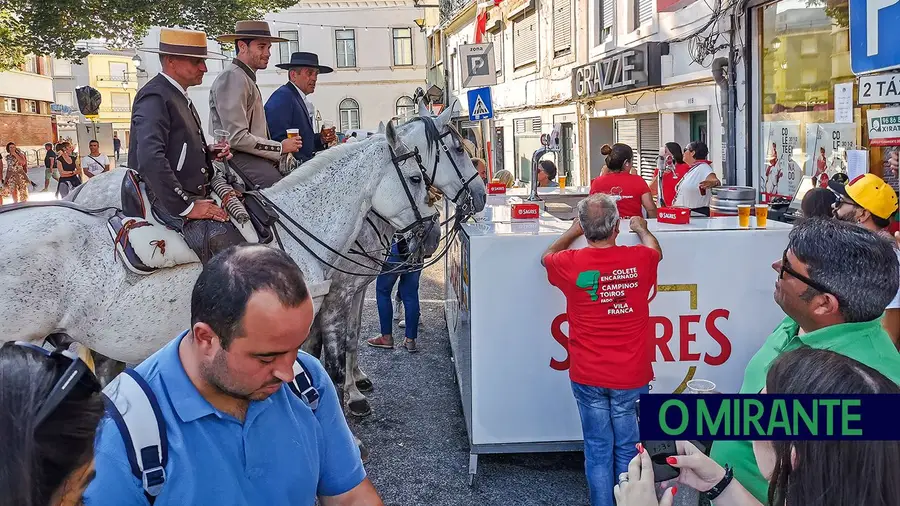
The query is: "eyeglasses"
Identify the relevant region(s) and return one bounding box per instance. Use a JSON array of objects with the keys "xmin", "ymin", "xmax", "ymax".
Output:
[
  {"xmin": 12, "ymin": 342, "xmax": 101, "ymax": 426},
  {"xmin": 778, "ymin": 249, "xmax": 834, "ymax": 297},
  {"xmin": 832, "ymin": 196, "xmax": 861, "ymax": 211}
]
